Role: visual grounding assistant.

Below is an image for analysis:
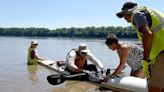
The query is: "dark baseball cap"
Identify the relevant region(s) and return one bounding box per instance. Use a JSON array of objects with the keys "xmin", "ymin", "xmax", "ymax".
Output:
[{"xmin": 116, "ymin": 1, "xmax": 137, "ymax": 18}]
